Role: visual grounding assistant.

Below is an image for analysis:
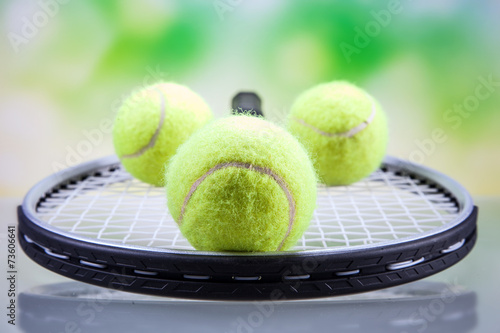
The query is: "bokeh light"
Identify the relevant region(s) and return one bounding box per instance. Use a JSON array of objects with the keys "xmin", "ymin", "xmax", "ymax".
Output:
[{"xmin": 1, "ymin": 0, "xmax": 499, "ymax": 196}]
